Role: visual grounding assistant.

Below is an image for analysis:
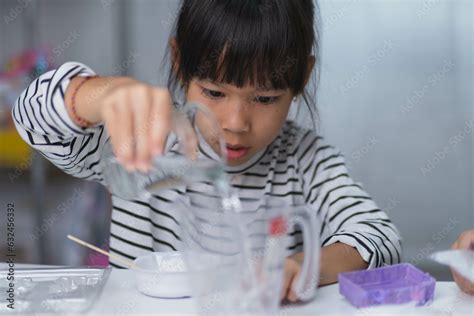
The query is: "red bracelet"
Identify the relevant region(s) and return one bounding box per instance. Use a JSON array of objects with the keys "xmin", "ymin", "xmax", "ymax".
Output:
[{"xmin": 70, "ymin": 75, "xmax": 98, "ymax": 128}]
